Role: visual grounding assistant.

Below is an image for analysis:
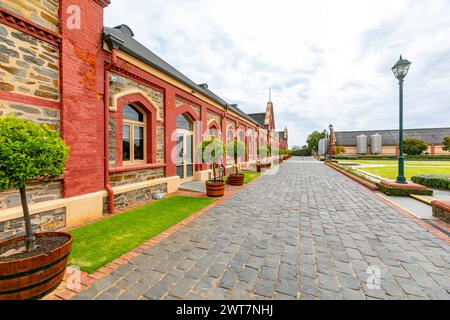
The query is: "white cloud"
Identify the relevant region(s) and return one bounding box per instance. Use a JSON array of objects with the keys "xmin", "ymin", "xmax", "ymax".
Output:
[{"xmin": 105, "ymin": 0, "xmax": 450, "ymax": 147}]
